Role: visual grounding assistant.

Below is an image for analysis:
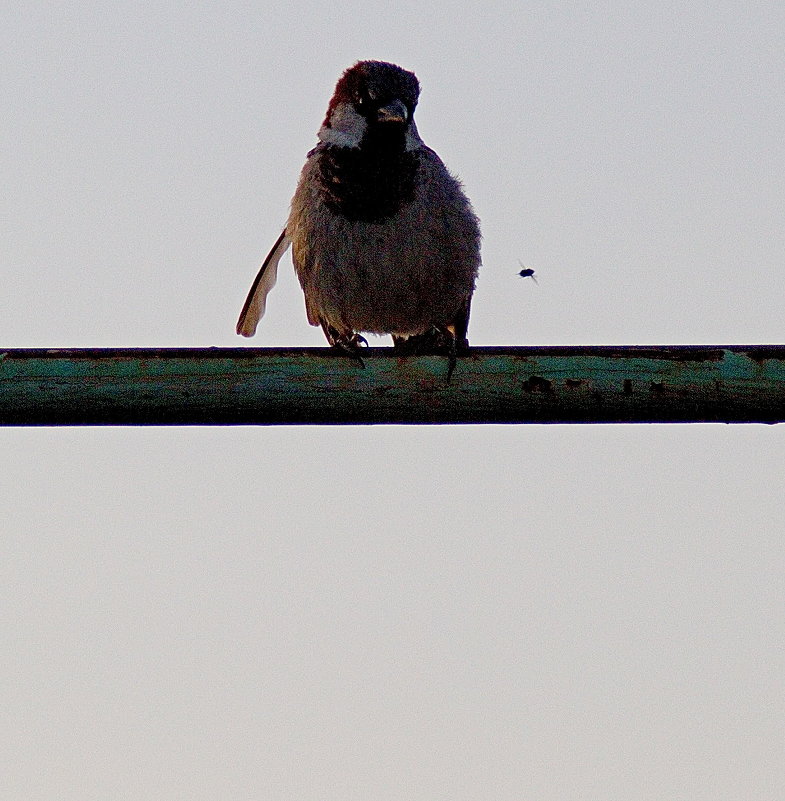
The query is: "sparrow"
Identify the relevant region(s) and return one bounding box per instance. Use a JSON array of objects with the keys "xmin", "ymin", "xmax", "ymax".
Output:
[{"xmin": 236, "ymin": 60, "xmax": 481, "ymax": 369}]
